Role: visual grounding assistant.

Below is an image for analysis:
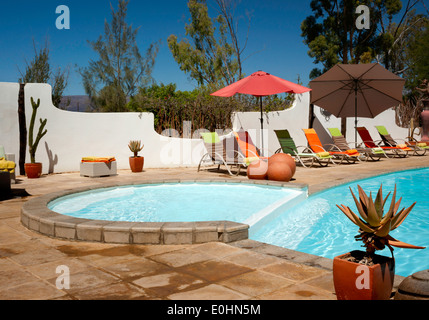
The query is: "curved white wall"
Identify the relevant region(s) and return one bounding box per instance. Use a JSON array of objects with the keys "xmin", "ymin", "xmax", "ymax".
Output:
[
  {"xmin": 0, "ymin": 82, "xmax": 418, "ymax": 175},
  {"xmin": 0, "ymin": 82, "xmax": 206, "ymax": 174}
]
